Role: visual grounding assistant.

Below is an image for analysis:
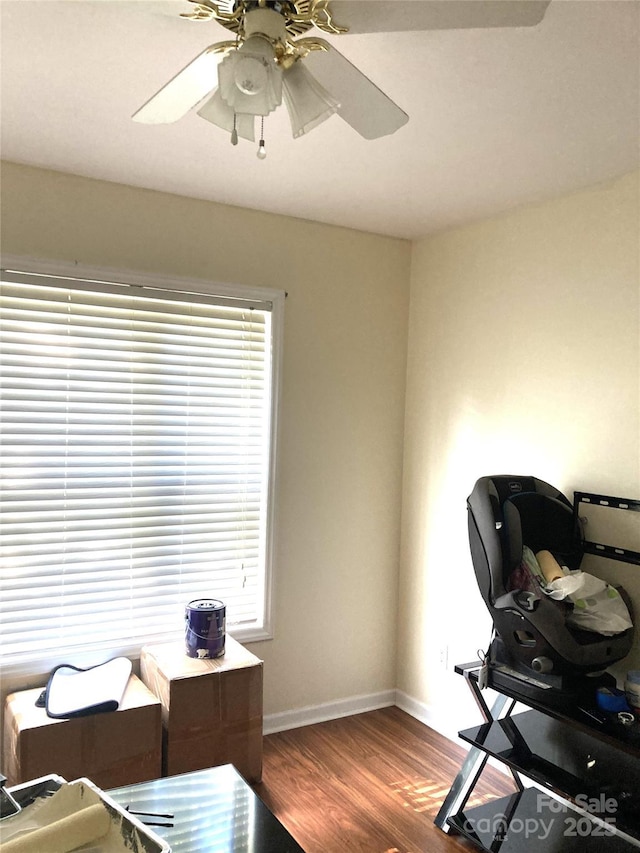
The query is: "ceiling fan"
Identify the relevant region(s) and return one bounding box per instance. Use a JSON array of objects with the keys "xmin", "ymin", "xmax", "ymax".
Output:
[{"xmin": 133, "ymin": 0, "xmax": 551, "ymax": 157}]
